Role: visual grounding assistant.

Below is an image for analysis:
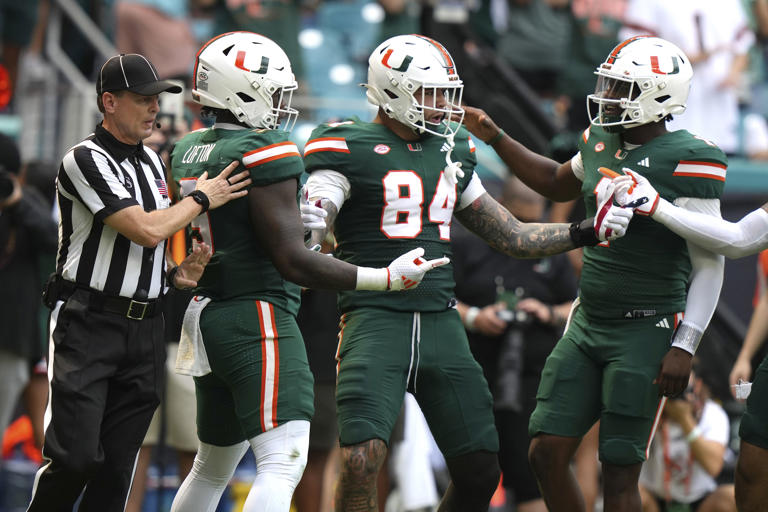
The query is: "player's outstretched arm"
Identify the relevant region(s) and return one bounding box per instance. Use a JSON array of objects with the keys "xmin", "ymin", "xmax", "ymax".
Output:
[
  {"xmin": 615, "ymin": 170, "xmax": 768, "ymax": 258},
  {"xmin": 249, "ymin": 180, "xmax": 444, "ymax": 291},
  {"xmin": 454, "ymin": 192, "xmax": 632, "ymax": 258},
  {"xmin": 460, "ymin": 106, "xmax": 582, "ymax": 202}
]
